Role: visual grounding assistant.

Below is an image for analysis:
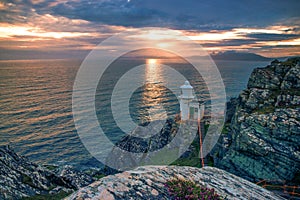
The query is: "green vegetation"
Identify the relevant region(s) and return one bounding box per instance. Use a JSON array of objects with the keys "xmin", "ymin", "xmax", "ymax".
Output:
[
  {"xmin": 22, "ymin": 191, "xmax": 72, "ymax": 200},
  {"xmin": 281, "ymin": 58, "xmax": 299, "ymax": 66},
  {"xmin": 204, "ymin": 124, "xmax": 210, "ymax": 133},
  {"xmin": 165, "ymin": 177, "xmax": 224, "ymax": 200},
  {"xmin": 22, "ymin": 174, "xmax": 35, "ymax": 188},
  {"xmin": 43, "ymin": 165, "xmax": 59, "ymax": 171},
  {"xmin": 171, "ymin": 122, "xmax": 219, "ymax": 168},
  {"xmin": 171, "ymin": 140, "xmax": 201, "ymax": 168},
  {"xmin": 172, "ymin": 157, "xmax": 201, "ymax": 168},
  {"xmin": 93, "ymin": 173, "xmax": 106, "ymax": 180},
  {"xmin": 253, "ymin": 106, "xmax": 275, "ymax": 115},
  {"xmin": 281, "ymin": 88, "xmax": 300, "ymax": 96},
  {"xmin": 21, "ymin": 172, "xmax": 72, "ymax": 200},
  {"xmin": 206, "ymin": 156, "xmax": 214, "ymax": 167},
  {"xmin": 221, "ymin": 123, "xmax": 231, "ymax": 135}
]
